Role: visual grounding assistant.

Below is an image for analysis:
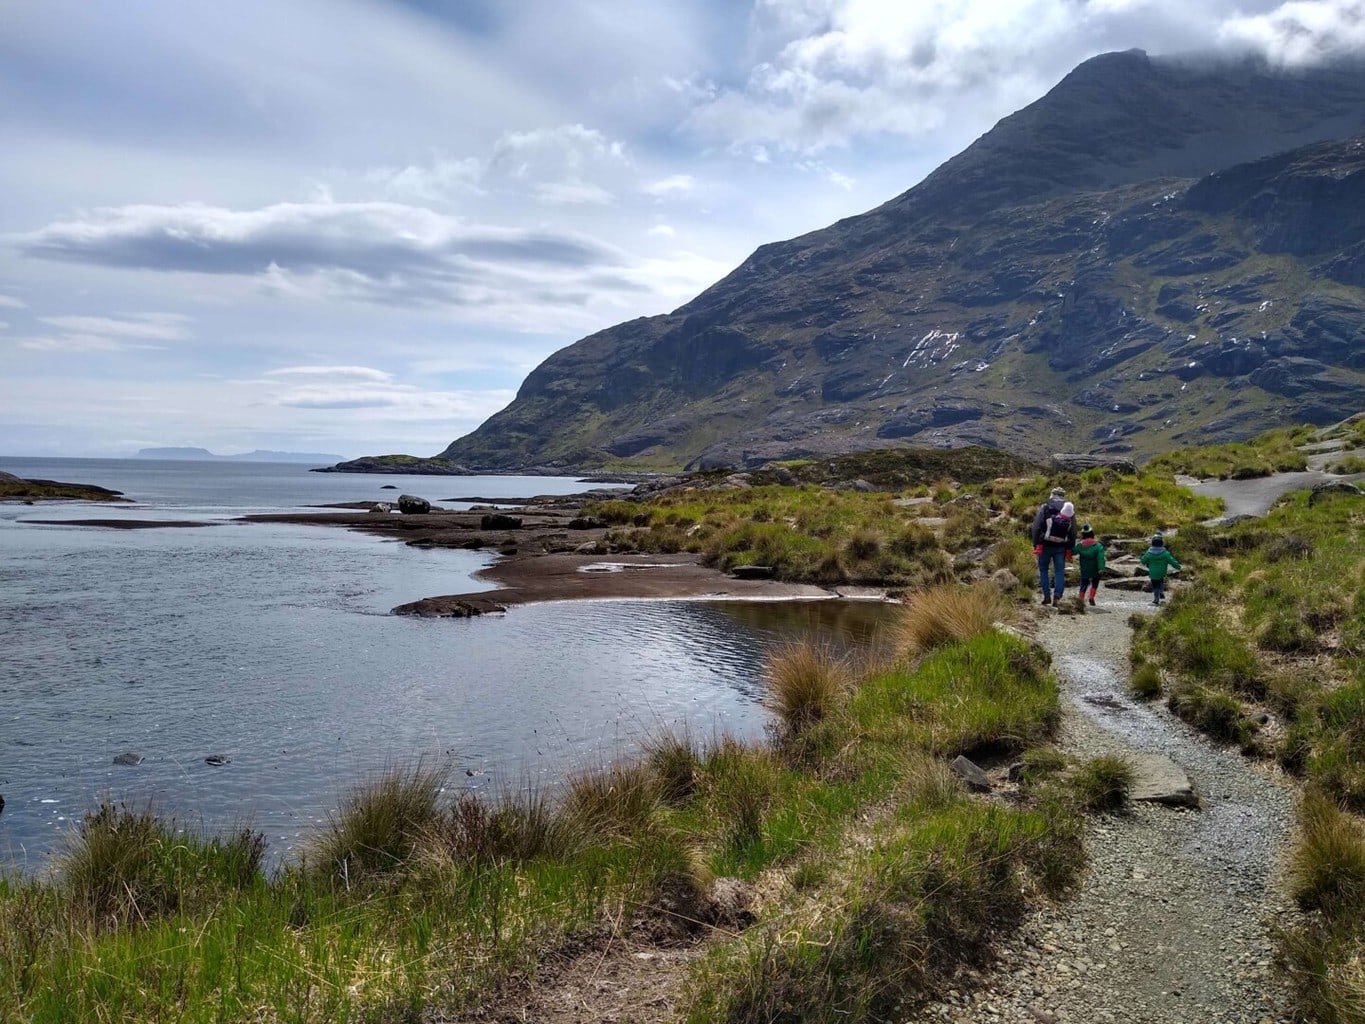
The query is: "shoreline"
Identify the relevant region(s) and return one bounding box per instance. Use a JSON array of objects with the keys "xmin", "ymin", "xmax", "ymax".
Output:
[{"xmin": 238, "ymin": 504, "xmax": 871, "ymax": 612}]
